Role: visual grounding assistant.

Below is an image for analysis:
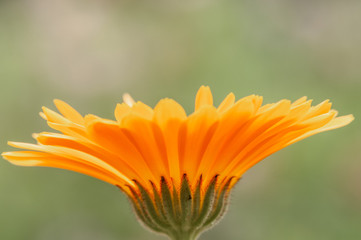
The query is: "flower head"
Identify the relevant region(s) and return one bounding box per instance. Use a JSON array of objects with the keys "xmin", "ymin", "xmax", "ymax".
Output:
[{"xmin": 2, "ymin": 86, "xmax": 353, "ymax": 240}]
